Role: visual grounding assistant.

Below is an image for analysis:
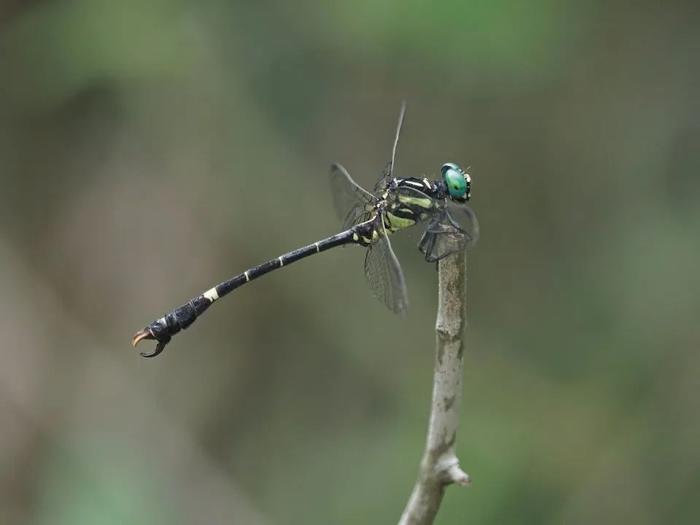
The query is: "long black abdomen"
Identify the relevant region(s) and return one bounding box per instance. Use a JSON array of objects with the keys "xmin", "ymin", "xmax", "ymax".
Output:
[{"xmin": 132, "ymin": 227, "xmax": 361, "ymax": 357}]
